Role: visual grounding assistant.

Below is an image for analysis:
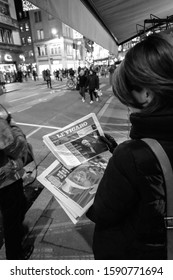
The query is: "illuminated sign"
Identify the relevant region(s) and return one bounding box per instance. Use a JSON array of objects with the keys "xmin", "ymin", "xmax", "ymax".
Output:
[
  {"xmin": 22, "ymin": 0, "xmax": 38, "ymax": 11},
  {"xmin": 19, "ymin": 54, "xmax": 25, "ymax": 61},
  {"xmin": 4, "ymin": 54, "xmax": 13, "ymax": 61}
]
